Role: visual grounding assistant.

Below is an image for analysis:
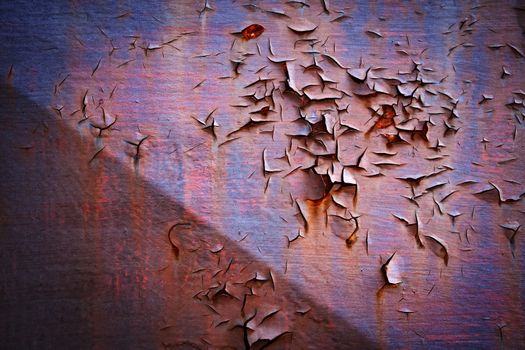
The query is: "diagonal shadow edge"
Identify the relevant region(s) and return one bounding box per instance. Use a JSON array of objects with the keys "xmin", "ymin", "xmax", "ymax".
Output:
[{"xmin": 0, "ymin": 84, "xmax": 379, "ymax": 349}]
